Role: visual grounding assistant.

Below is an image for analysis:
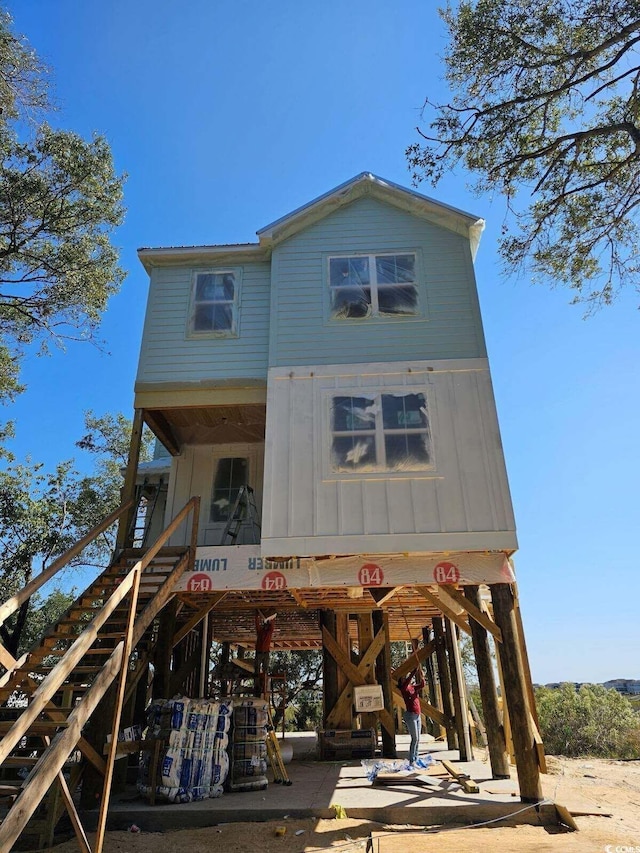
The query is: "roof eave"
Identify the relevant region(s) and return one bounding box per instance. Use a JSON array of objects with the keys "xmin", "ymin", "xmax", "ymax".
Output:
[{"xmin": 137, "ymin": 243, "xmax": 265, "ymax": 273}]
